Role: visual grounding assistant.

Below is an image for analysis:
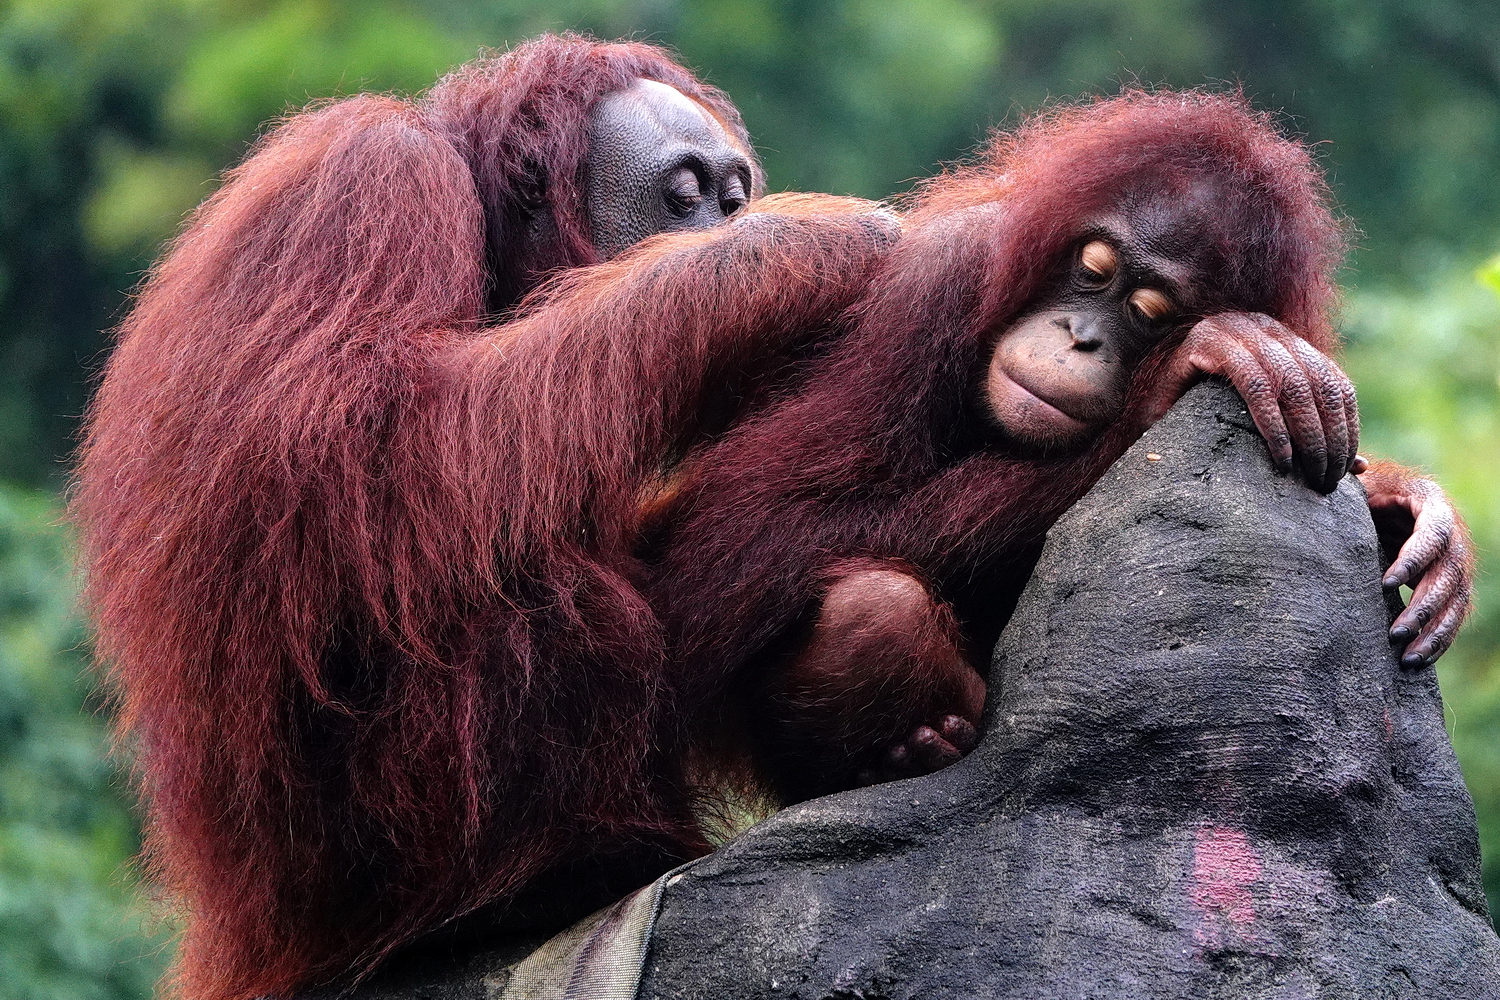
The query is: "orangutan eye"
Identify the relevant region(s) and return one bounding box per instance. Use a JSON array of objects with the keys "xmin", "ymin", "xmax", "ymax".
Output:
[
  {"xmin": 1079, "ymin": 240, "xmax": 1118, "ymax": 282},
  {"xmin": 1128, "ymin": 287, "xmax": 1174, "ymax": 321},
  {"xmin": 720, "ymin": 171, "xmax": 748, "ymax": 217},
  {"xmin": 664, "ymin": 167, "xmax": 702, "ymax": 217}
]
